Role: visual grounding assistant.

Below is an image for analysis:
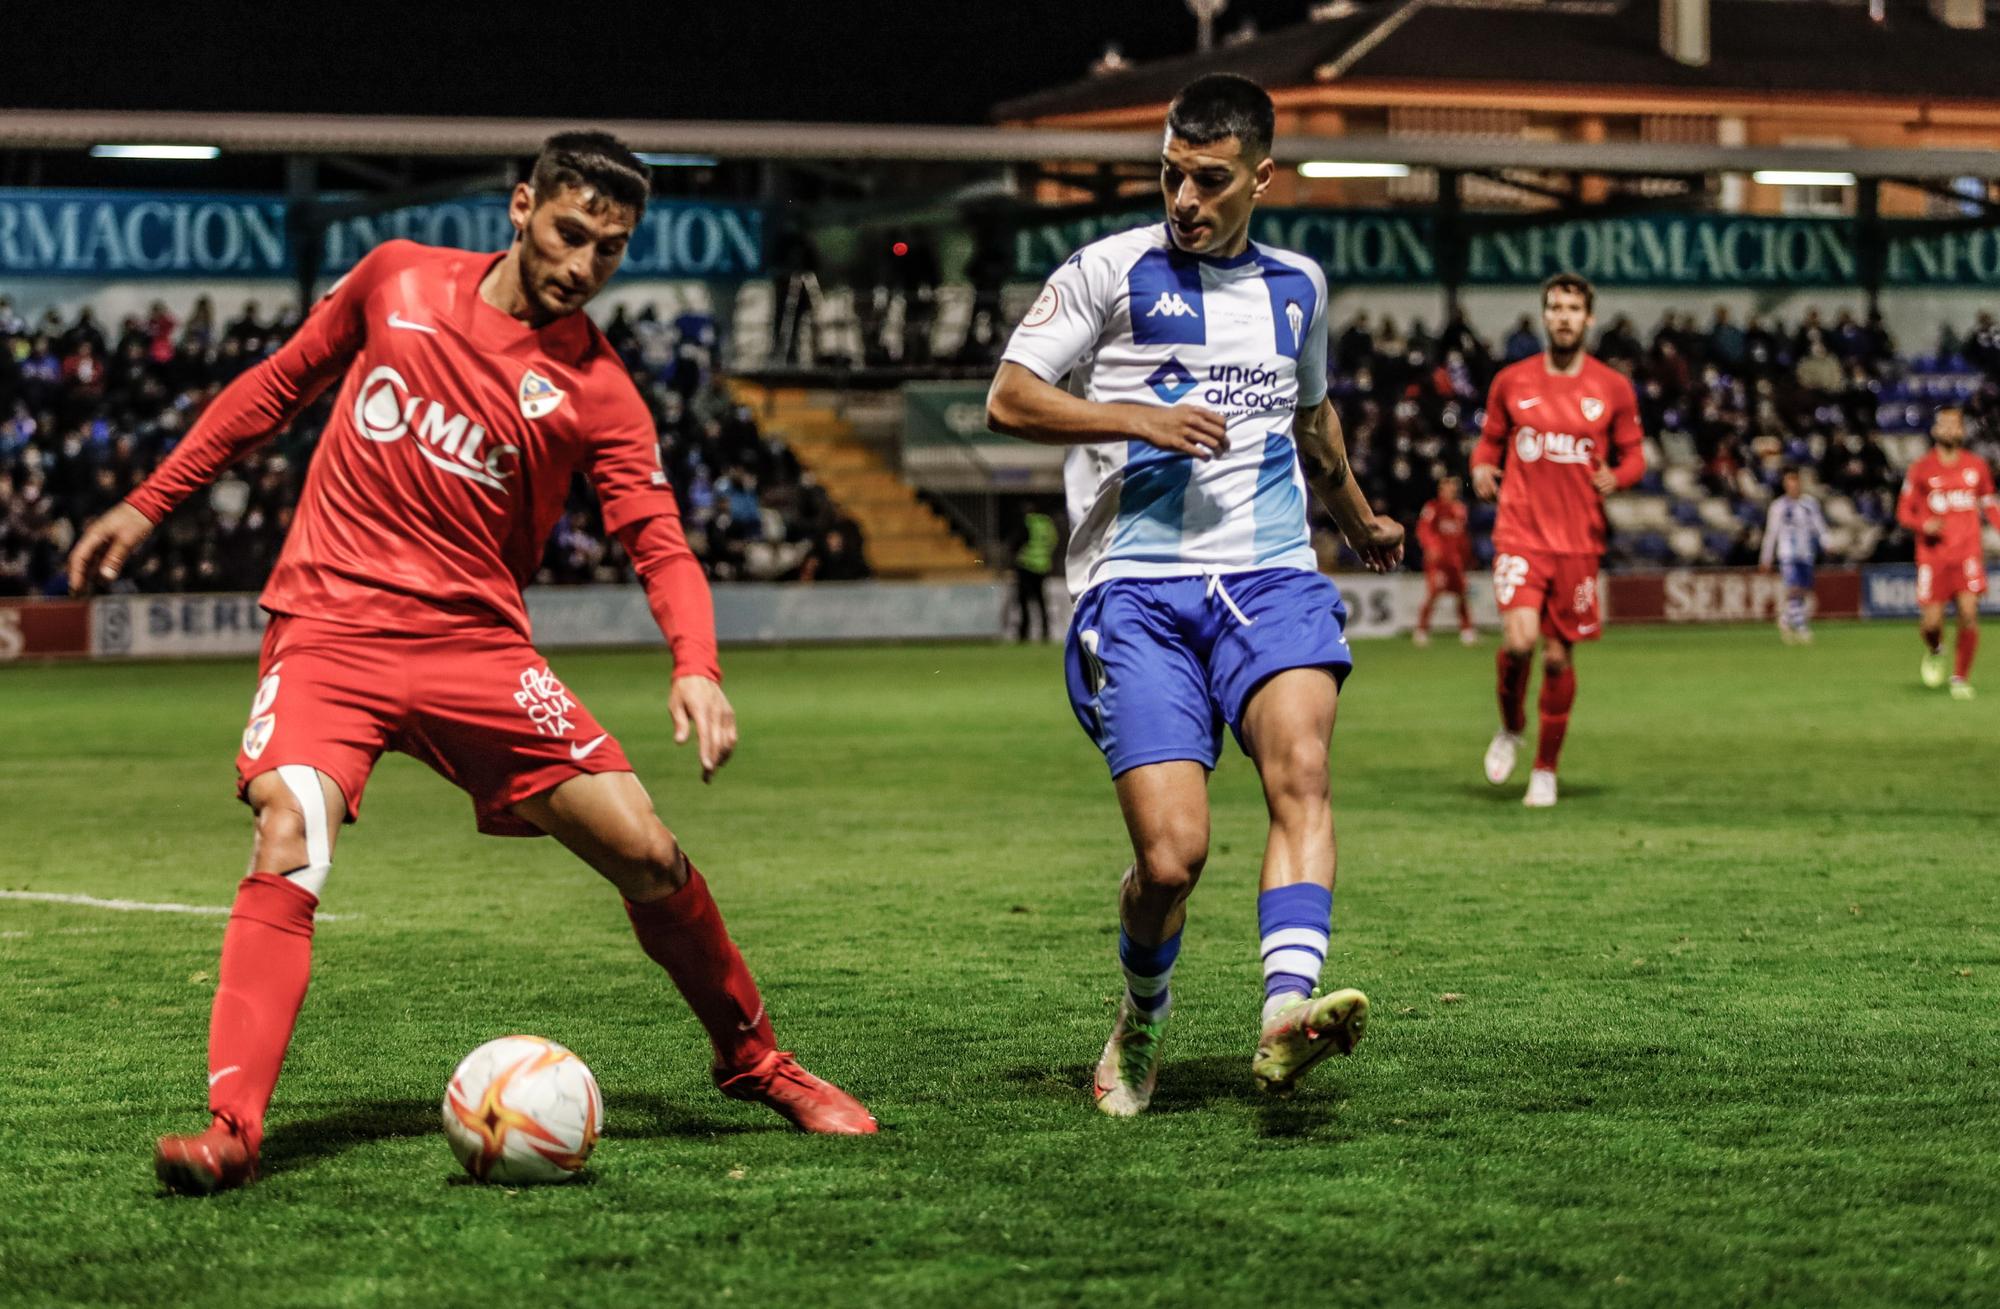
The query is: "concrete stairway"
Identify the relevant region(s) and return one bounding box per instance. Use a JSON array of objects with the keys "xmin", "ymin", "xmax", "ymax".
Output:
[{"xmin": 732, "ymin": 383, "xmax": 989, "ymax": 579}]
